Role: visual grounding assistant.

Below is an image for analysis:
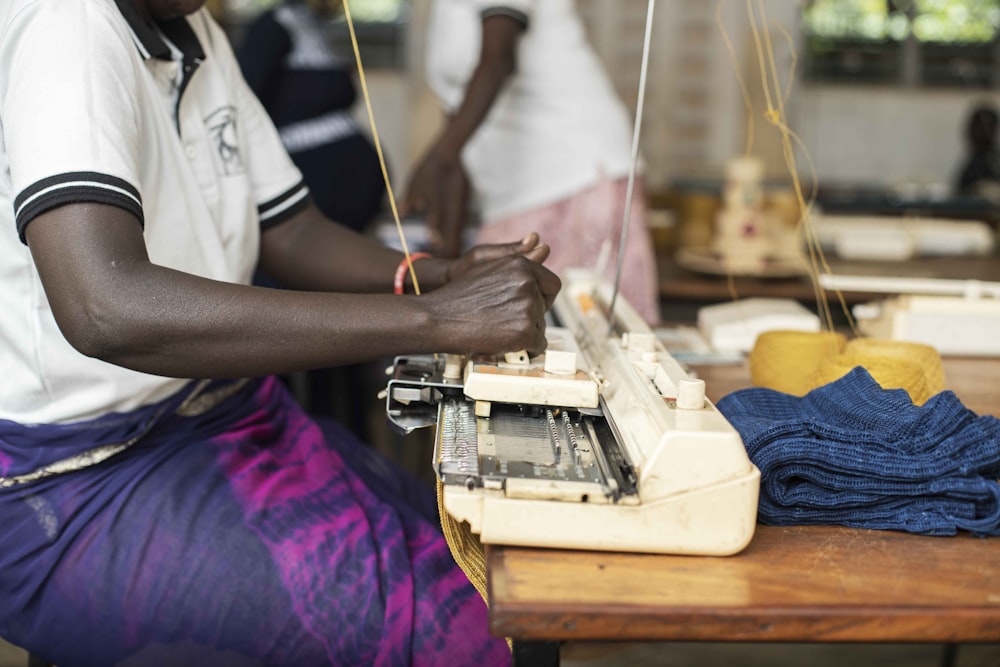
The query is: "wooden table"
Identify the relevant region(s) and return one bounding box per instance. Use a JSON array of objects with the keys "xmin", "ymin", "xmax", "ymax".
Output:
[
  {"xmin": 487, "ymin": 358, "xmax": 1000, "ymax": 663},
  {"xmin": 489, "ymin": 525, "xmax": 1000, "ymax": 643}
]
